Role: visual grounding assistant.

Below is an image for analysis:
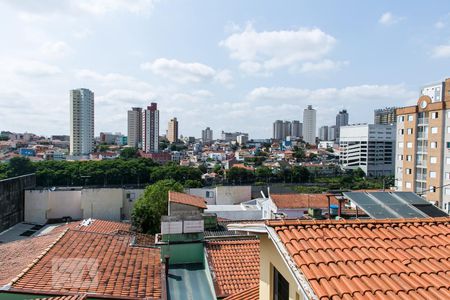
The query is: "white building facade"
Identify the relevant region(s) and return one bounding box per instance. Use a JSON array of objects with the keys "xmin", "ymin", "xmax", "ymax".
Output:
[
  {"xmin": 303, "ymin": 105, "xmax": 316, "ymax": 144},
  {"xmin": 70, "ymin": 88, "xmax": 94, "ymax": 156},
  {"xmin": 339, "ymin": 124, "xmax": 395, "ymax": 177}
]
